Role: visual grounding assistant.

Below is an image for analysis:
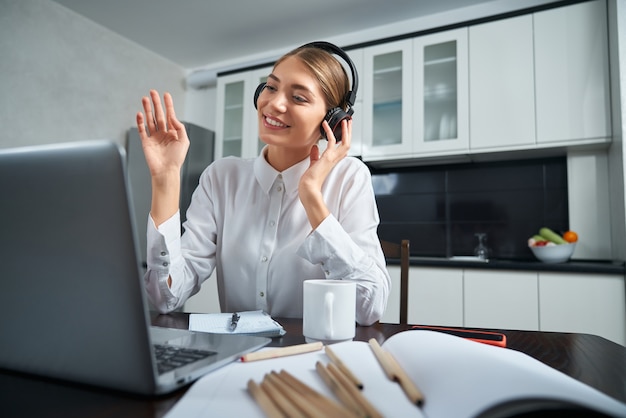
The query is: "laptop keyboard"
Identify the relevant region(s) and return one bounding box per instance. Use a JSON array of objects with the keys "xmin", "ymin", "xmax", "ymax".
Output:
[{"xmin": 154, "ymin": 344, "xmax": 217, "ymax": 374}]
